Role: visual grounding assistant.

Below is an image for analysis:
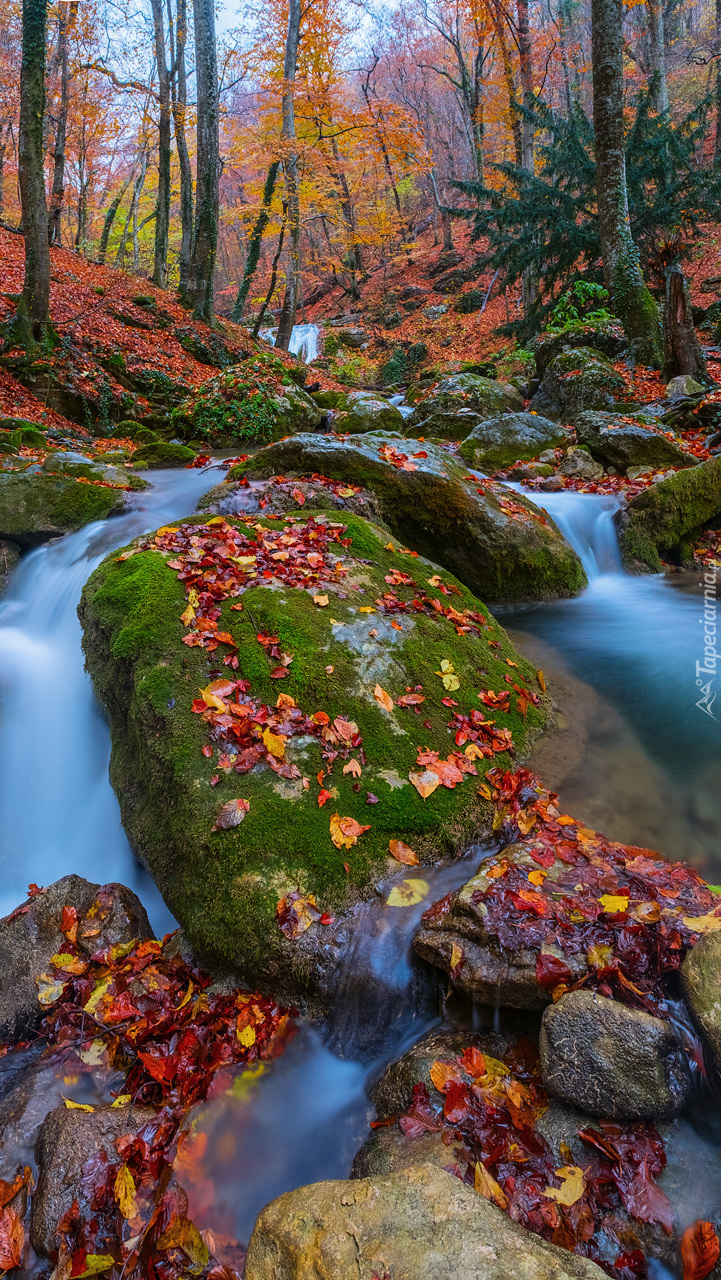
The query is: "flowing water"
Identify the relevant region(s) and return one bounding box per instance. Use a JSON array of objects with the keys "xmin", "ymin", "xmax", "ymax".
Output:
[
  {"xmin": 259, "ymin": 323, "xmax": 320, "ymax": 364},
  {"xmin": 0, "ymin": 460, "xmax": 719, "ymax": 1271}
]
